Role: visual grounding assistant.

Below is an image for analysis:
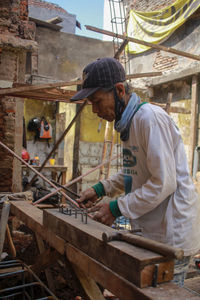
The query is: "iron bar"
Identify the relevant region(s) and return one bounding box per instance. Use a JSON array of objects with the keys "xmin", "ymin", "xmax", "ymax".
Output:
[
  {"xmin": 0, "ymin": 141, "xmax": 79, "ymax": 209},
  {"xmin": 51, "ymin": 180, "xmax": 80, "ymax": 198},
  {"xmin": 0, "ymin": 260, "xmax": 58, "ymax": 300},
  {"xmin": 33, "ymin": 154, "xmax": 119, "ymax": 205}
]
